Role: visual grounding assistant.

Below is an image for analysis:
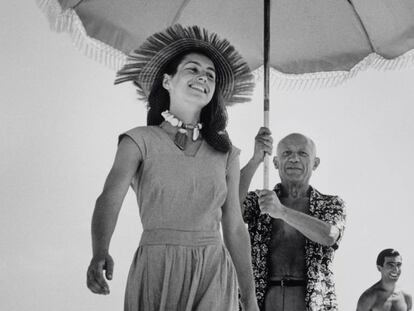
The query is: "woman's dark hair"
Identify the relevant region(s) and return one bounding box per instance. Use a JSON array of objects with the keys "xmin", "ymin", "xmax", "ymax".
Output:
[{"xmin": 147, "ymin": 50, "xmax": 232, "ymax": 153}]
